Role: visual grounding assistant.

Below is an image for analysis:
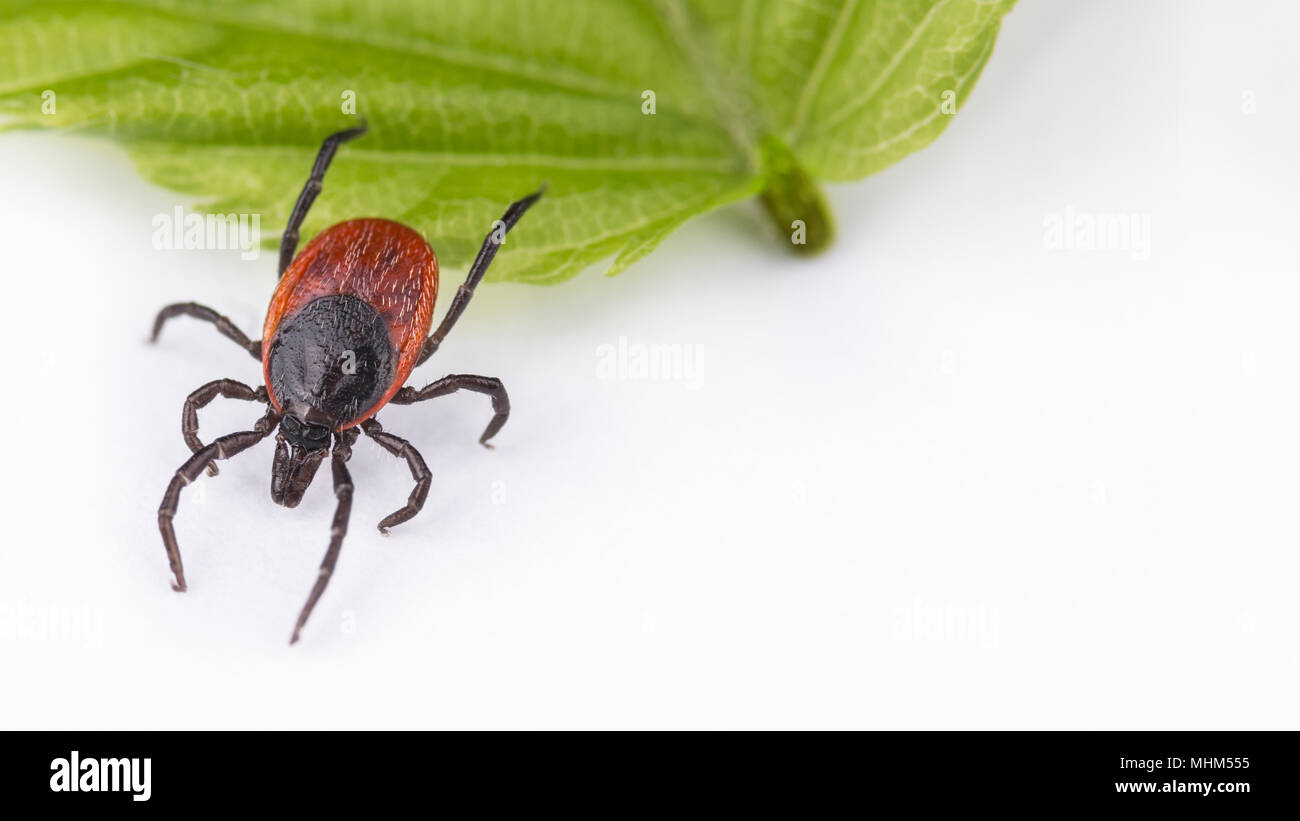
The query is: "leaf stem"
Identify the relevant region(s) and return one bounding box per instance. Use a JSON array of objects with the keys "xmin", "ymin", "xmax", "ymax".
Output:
[{"xmin": 758, "ymin": 136, "xmax": 833, "ymax": 255}]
